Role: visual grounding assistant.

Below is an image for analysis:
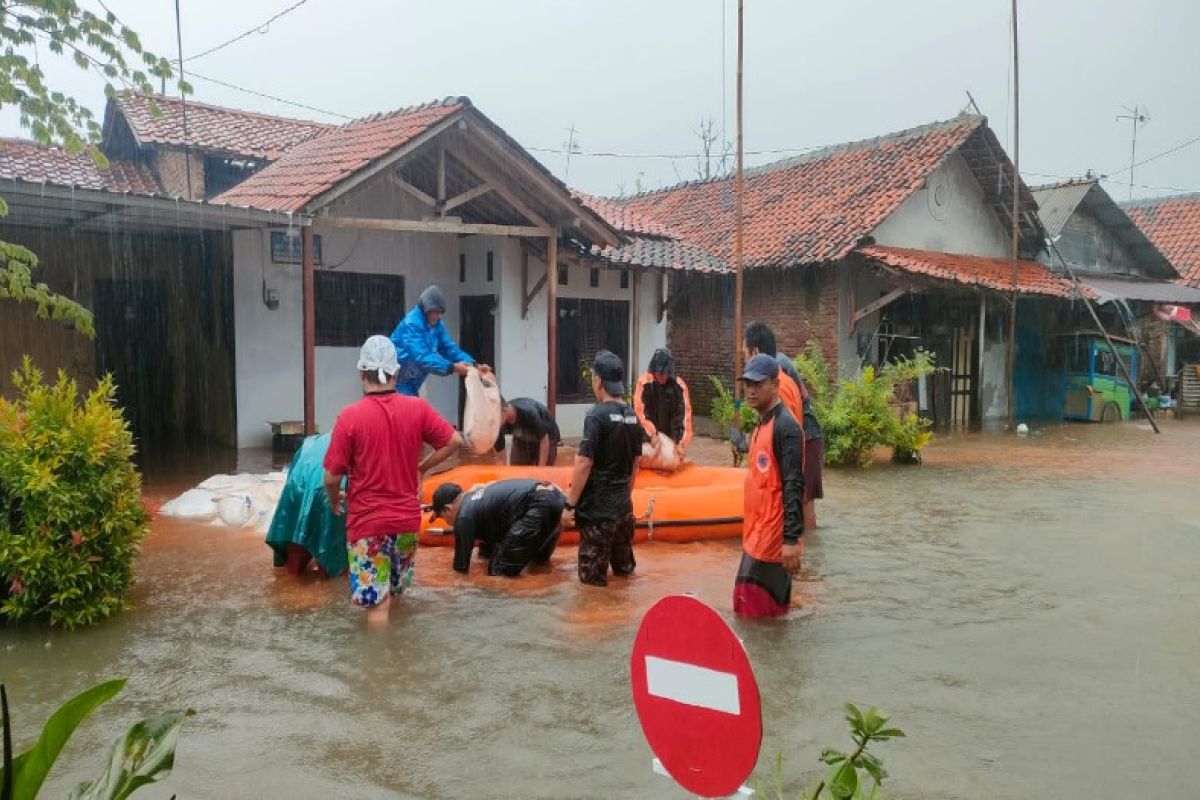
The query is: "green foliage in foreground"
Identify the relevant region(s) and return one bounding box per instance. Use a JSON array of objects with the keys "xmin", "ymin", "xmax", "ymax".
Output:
[
  {"xmin": 0, "ymin": 359, "xmax": 148, "ymax": 628},
  {"xmin": 1, "ymin": 678, "xmax": 191, "ymax": 799},
  {"xmin": 757, "ymin": 704, "xmax": 906, "ymax": 800}
]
